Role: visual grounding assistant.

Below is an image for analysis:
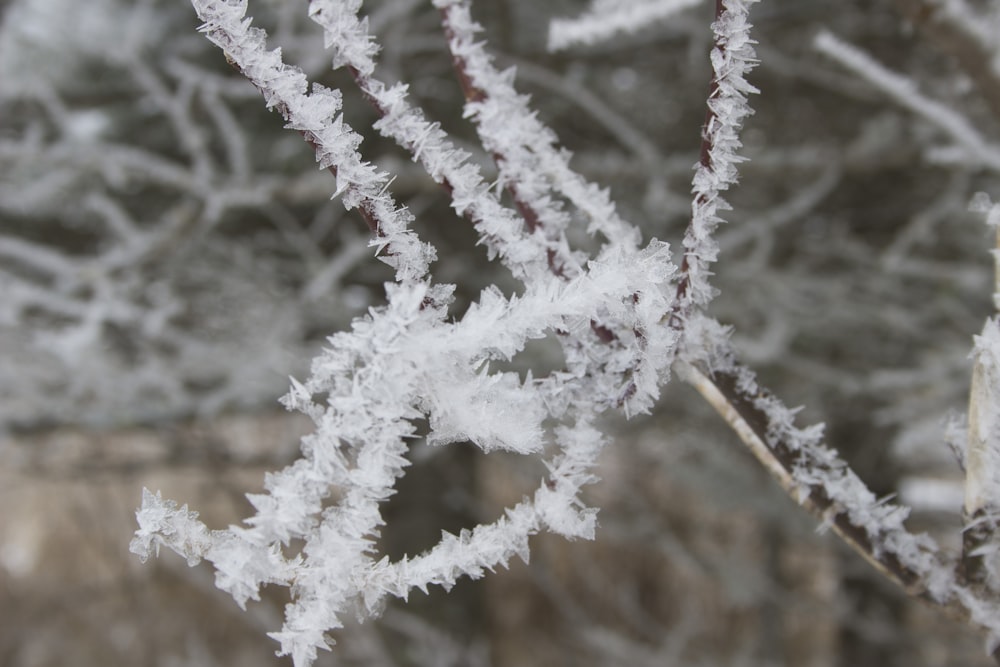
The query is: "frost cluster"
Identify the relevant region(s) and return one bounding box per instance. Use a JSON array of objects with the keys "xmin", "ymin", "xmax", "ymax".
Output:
[{"xmin": 129, "ymin": 0, "xmax": 730, "ymax": 663}]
